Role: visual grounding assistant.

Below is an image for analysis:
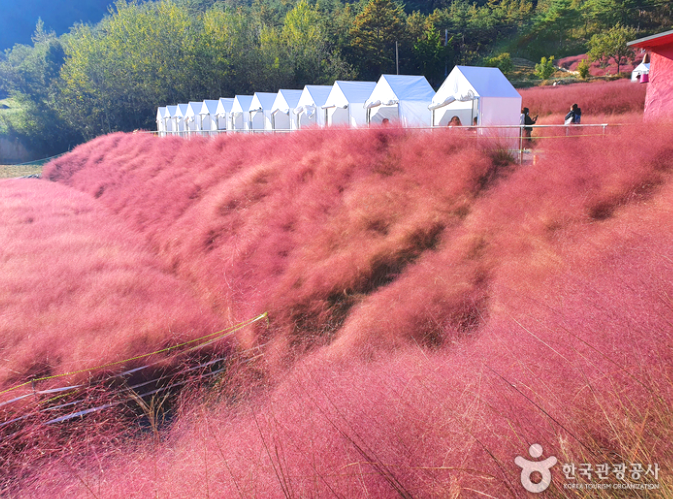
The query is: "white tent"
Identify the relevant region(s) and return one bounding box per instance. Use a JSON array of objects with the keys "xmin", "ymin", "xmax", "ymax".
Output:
[
  {"xmin": 294, "ymin": 85, "xmax": 332, "ymax": 128},
  {"xmin": 271, "ymin": 89, "xmax": 303, "ymax": 130},
  {"xmin": 184, "ymin": 102, "xmax": 204, "ymax": 135},
  {"xmin": 364, "ymin": 75, "xmax": 435, "ymax": 126},
  {"xmin": 430, "ymin": 66, "xmax": 521, "ymax": 133},
  {"xmin": 631, "ymin": 62, "xmax": 650, "ymax": 82},
  {"xmin": 156, "ymin": 107, "xmax": 168, "ymax": 136},
  {"xmin": 165, "ymin": 105, "xmax": 178, "ymax": 135},
  {"xmin": 231, "ymin": 95, "xmax": 254, "ymax": 131},
  {"xmin": 215, "ymin": 98, "xmax": 234, "ymax": 130},
  {"xmin": 174, "ymin": 104, "xmax": 189, "ymax": 137},
  {"xmin": 249, "ymin": 92, "xmax": 277, "ymax": 131},
  {"xmin": 200, "ymin": 100, "xmax": 220, "ymax": 135},
  {"xmin": 322, "ymin": 81, "xmax": 377, "ymax": 127}
]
